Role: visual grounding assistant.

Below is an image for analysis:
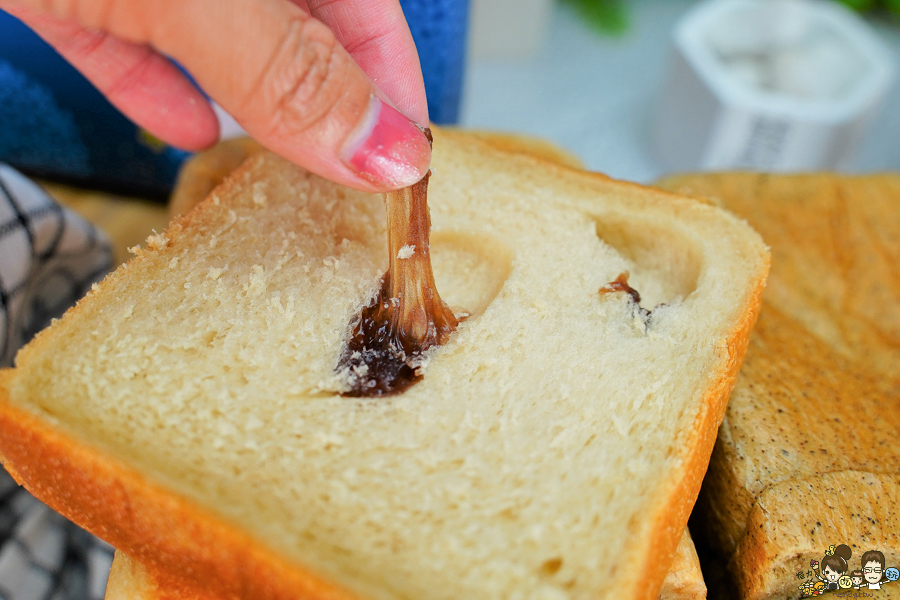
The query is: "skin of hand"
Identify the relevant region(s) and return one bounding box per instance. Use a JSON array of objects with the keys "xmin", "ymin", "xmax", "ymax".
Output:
[{"xmin": 0, "ymin": 0, "xmax": 431, "ymax": 192}]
